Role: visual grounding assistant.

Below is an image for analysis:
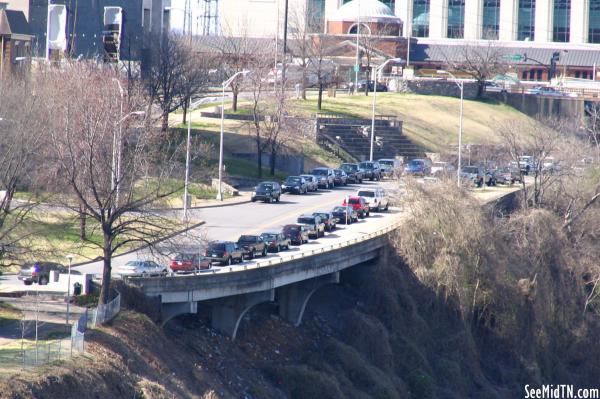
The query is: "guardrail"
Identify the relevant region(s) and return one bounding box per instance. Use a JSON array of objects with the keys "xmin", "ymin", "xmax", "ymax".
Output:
[{"xmin": 199, "ymin": 216, "xmax": 403, "ymax": 275}]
